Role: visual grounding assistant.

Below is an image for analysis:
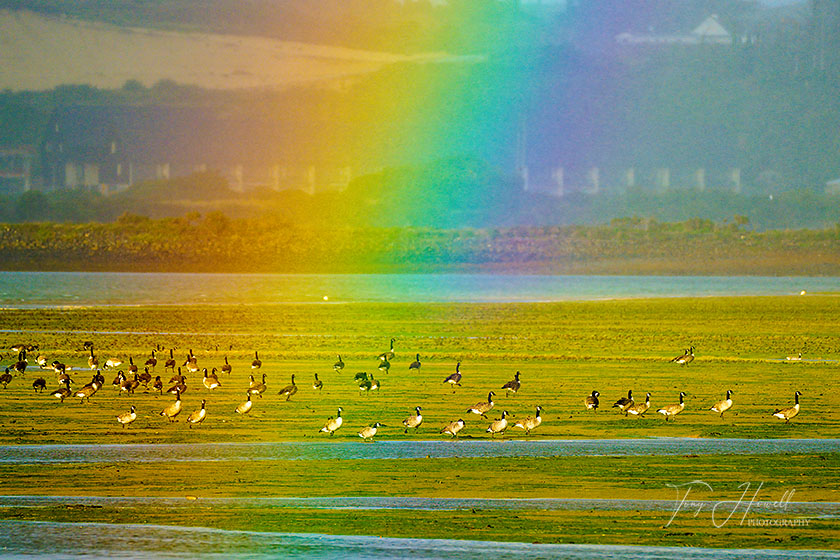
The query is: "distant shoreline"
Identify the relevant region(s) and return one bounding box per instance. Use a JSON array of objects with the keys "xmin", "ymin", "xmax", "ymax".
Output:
[{"xmin": 0, "ymin": 220, "xmax": 838, "ymax": 276}]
